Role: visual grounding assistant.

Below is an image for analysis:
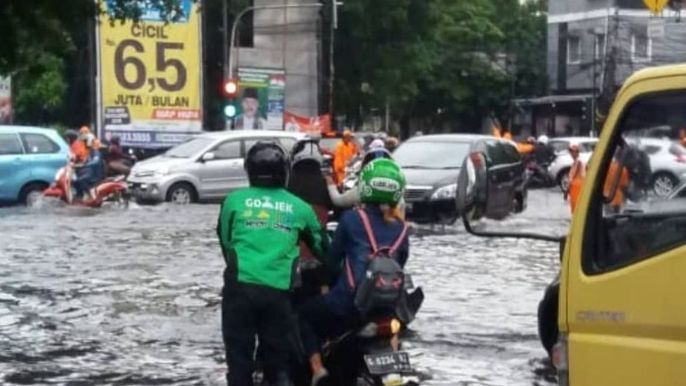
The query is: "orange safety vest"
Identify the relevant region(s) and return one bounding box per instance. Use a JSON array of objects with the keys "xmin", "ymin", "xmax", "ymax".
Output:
[
  {"xmin": 333, "ymin": 141, "xmax": 359, "ymax": 185},
  {"xmin": 603, "ymin": 160, "xmax": 630, "ymax": 209},
  {"xmin": 568, "ymin": 159, "xmax": 585, "ymax": 213},
  {"xmin": 70, "ymin": 140, "xmax": 89, "ymax": 163}
]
